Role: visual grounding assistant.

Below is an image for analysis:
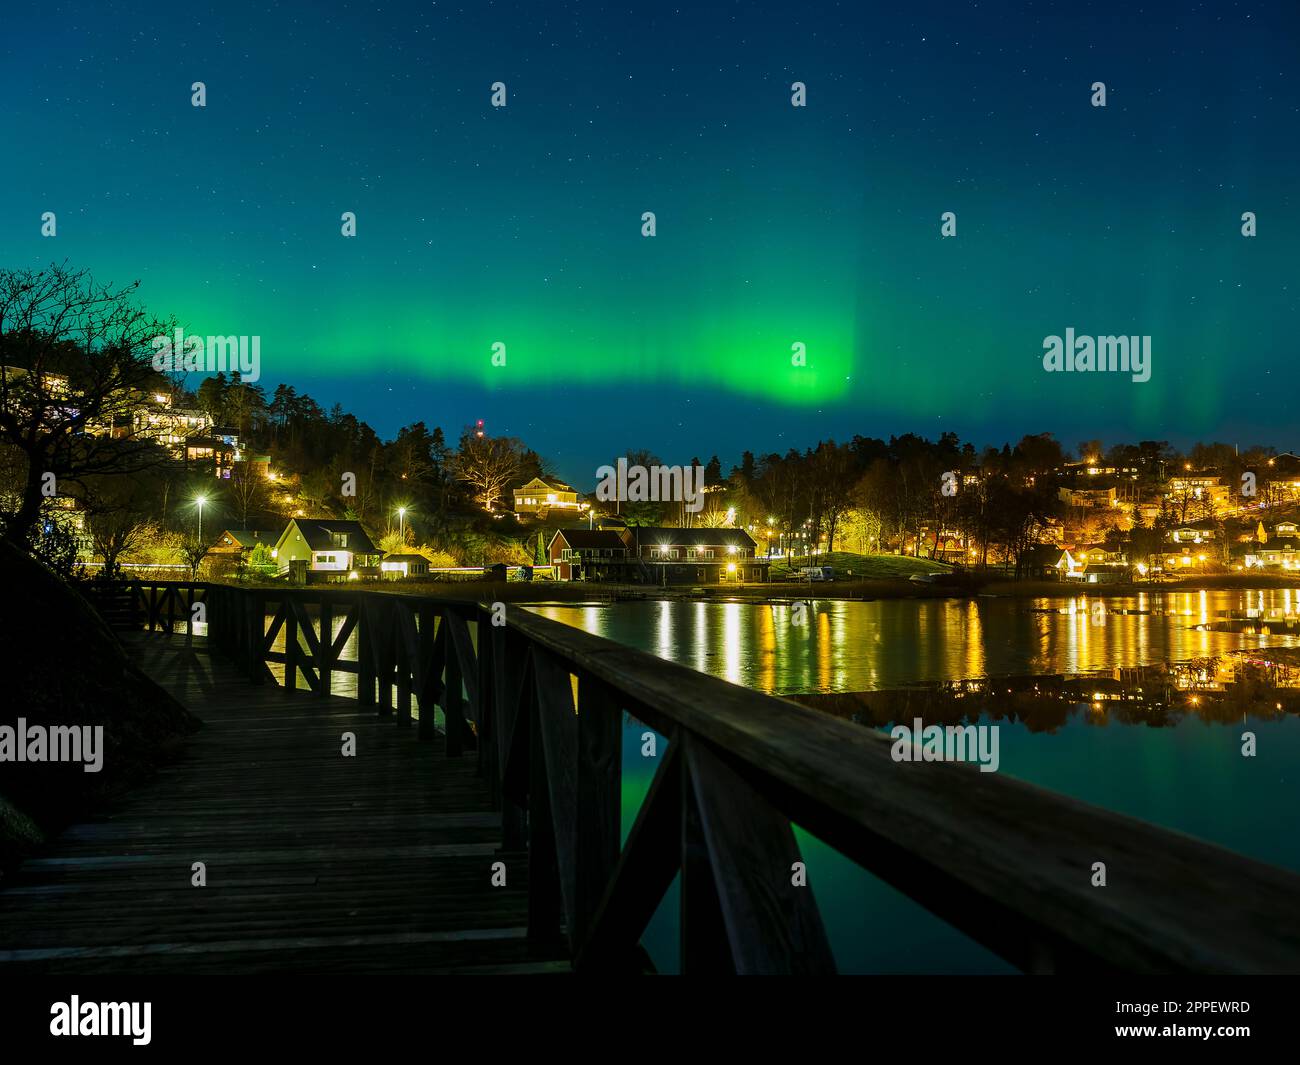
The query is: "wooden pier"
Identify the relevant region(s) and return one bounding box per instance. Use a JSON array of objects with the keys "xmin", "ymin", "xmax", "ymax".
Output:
[
  {"xmin": 0, "ymin": 630, "xmax": 560, "ymax": 974},
  {"xmin": 4, "ymin": 579, "xmax": 1300, "ymax": 974}
]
